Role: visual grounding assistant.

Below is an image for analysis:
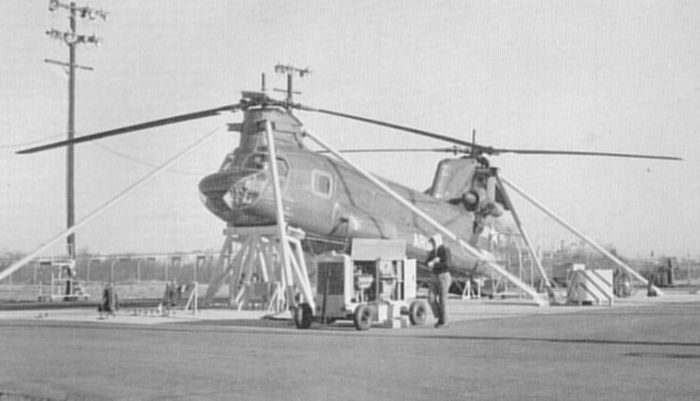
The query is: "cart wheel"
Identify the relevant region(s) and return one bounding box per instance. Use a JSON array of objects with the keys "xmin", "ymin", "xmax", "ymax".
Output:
[
  {"xmin": 409, "ymin": 300, "xmax": 427, "ymax": 326},
  {"xmin": 353, "ymin": 304, "xmax": 372, "ymax": 331},
  {"xmin": 294, "ymin": 303, "xmax": 313, "ymax": 329}
]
